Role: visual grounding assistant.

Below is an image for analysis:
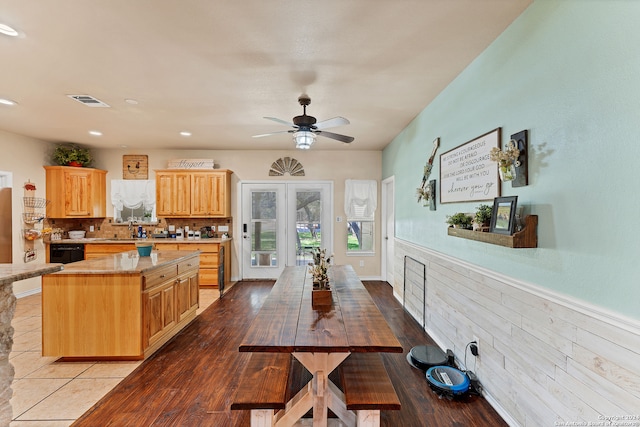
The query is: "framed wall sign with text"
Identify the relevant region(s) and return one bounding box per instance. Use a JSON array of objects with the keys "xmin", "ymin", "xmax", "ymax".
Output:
[
  {"xmin": 439, "ymin": 128, "xmax": 500, "ymax": 203},
  {"xmin": 122, "ymin": 155, "xmax": 149, "ymax": 179}
]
